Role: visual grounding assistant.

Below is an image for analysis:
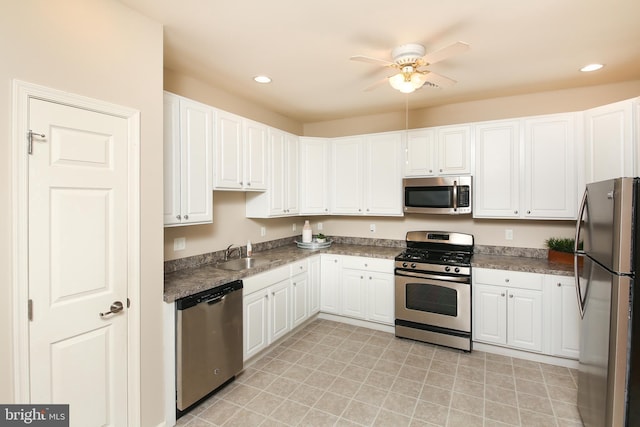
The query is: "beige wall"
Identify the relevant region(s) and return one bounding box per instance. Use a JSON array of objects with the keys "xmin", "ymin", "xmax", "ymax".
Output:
[
  {"xmin": 0, "ymin": 1, "xmax": 165, "ymax": 425},
  {"xmin": 164, "ymin": 77, "xmax": 640, "ymax": 262}
]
